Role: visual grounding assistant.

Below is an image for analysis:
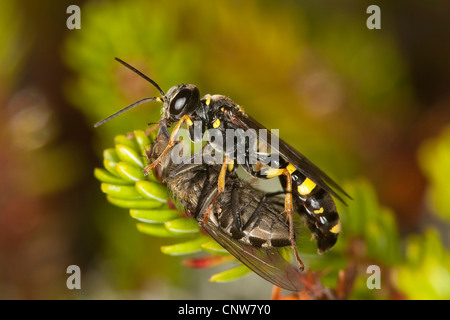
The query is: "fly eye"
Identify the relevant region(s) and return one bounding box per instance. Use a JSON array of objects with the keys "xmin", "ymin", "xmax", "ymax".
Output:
[{"xmin": 169, "ymin": 87, "xmax": 200, "ymax": 118}]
